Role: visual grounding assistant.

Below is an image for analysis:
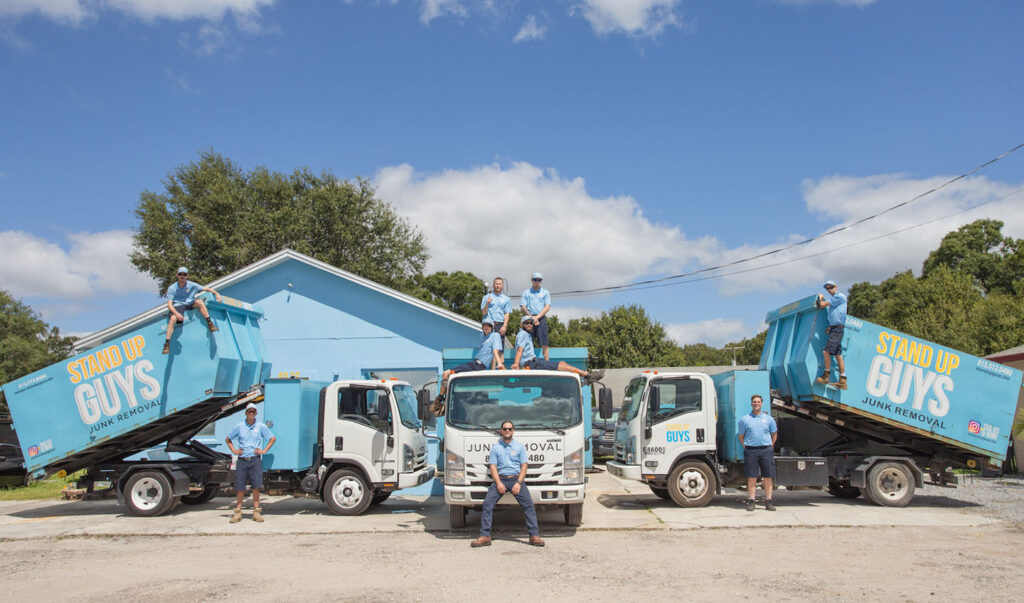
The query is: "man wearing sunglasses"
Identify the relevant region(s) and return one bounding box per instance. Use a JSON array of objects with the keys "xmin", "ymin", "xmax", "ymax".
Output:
[
  {"xmin": 520, "ymin": 272, "xmax": 551, "ymax": 361},
  {"xmin": 163, "ymin": 267, "xmax": 222, "ymax": 355},
  {"xmin": 511, "ymin": 315, "xmax": 604, "ymax": 384},
  {"xmin": 815, "ymin": 280, "xmax": 848, "ymax": 390},
  {"xmin": 471, "ymin": 421, "xmax": 545, "ymax": 548}
]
